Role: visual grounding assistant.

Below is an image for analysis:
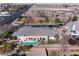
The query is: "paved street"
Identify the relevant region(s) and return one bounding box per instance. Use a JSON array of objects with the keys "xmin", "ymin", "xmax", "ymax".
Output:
[{"xmin": 0, "ymin": 4, "xmax": 34, "ymax": 26}]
